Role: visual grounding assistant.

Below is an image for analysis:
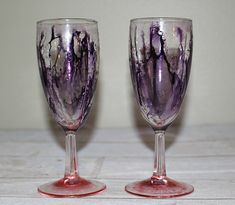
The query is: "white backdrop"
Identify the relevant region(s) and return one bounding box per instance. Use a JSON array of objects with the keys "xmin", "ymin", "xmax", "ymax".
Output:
[{"xmin": 0, "ymin": 0, "xmax": 235, "ymax": 129}]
